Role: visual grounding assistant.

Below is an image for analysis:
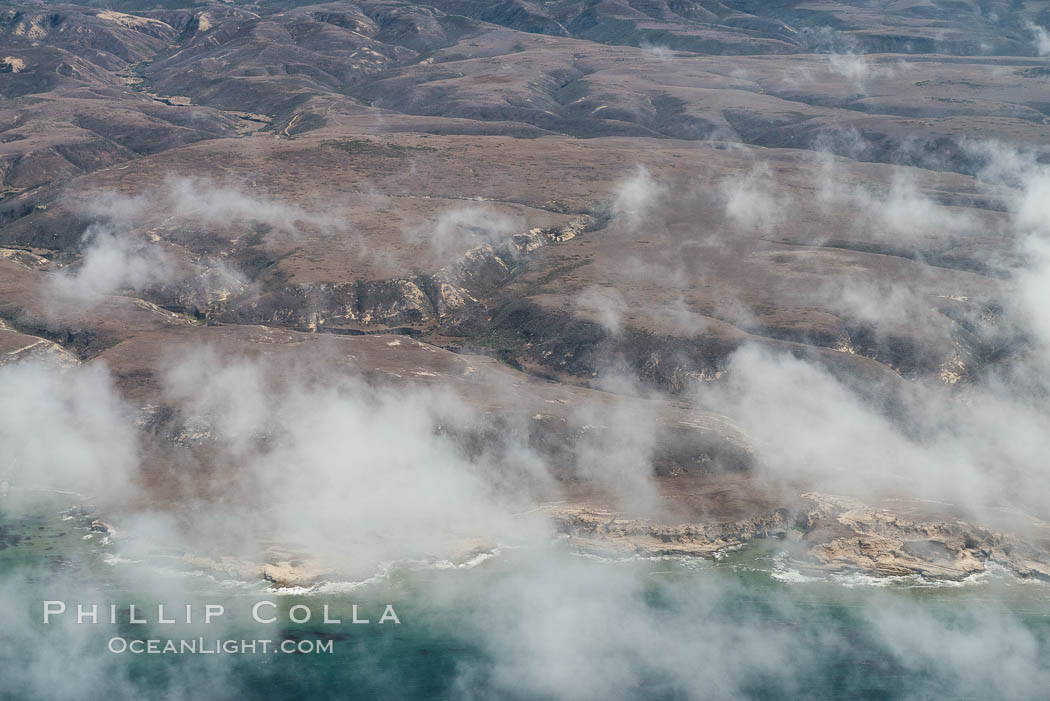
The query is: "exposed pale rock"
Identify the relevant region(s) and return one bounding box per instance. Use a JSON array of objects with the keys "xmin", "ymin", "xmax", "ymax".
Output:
[
  {"xmin": 2, "ymin": 56, "xmax": 25, "ymax": 73},
  {"xmin": 183, "ymin": 553, "xmax": 325, "ymax": 588},
  {"xmin": 550, "ymin": 493, "xmax": 1050, "ymax": 582},
  {"xmin": 551, "ymin": 507, "xmax": 791, "ymax": 557},
  {"xmin": 262, "ymin": 560, "xmax": 325, "ymax": 589}
]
